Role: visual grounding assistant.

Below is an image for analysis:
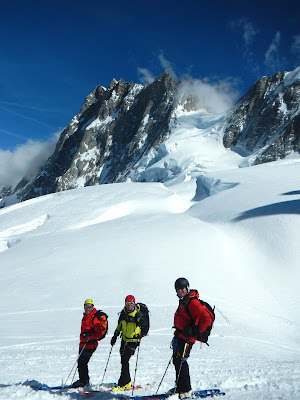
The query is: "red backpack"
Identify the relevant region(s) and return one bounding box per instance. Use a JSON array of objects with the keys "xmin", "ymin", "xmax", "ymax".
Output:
[
  {"xmin": 185, "ymin": 298, "xmax": 215, "ymax": 344},
  {"xmin": 92, "ymin": 310, "xmax": 108, "ymax": 340}
]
